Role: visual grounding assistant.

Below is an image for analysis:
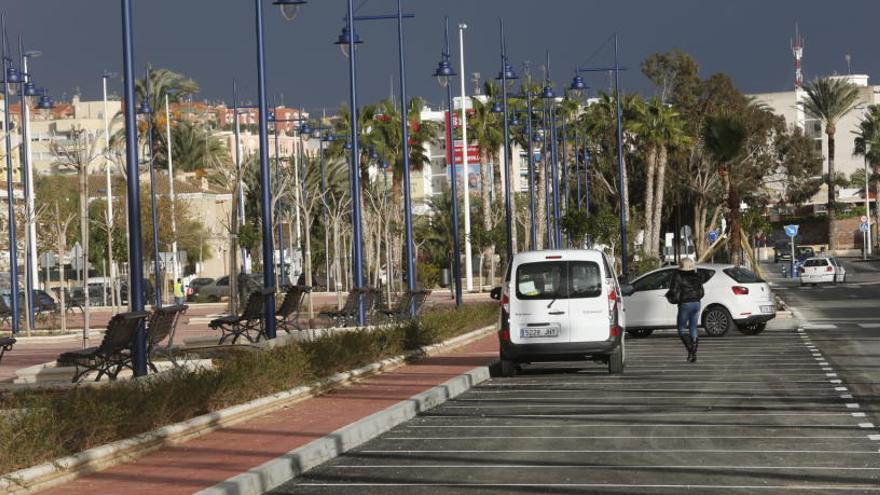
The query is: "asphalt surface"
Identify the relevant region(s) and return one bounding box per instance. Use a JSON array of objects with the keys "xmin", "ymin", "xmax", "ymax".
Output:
[{"xmin": 269, "ymin": 267, "xmax": 880, "ymax": 494}]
